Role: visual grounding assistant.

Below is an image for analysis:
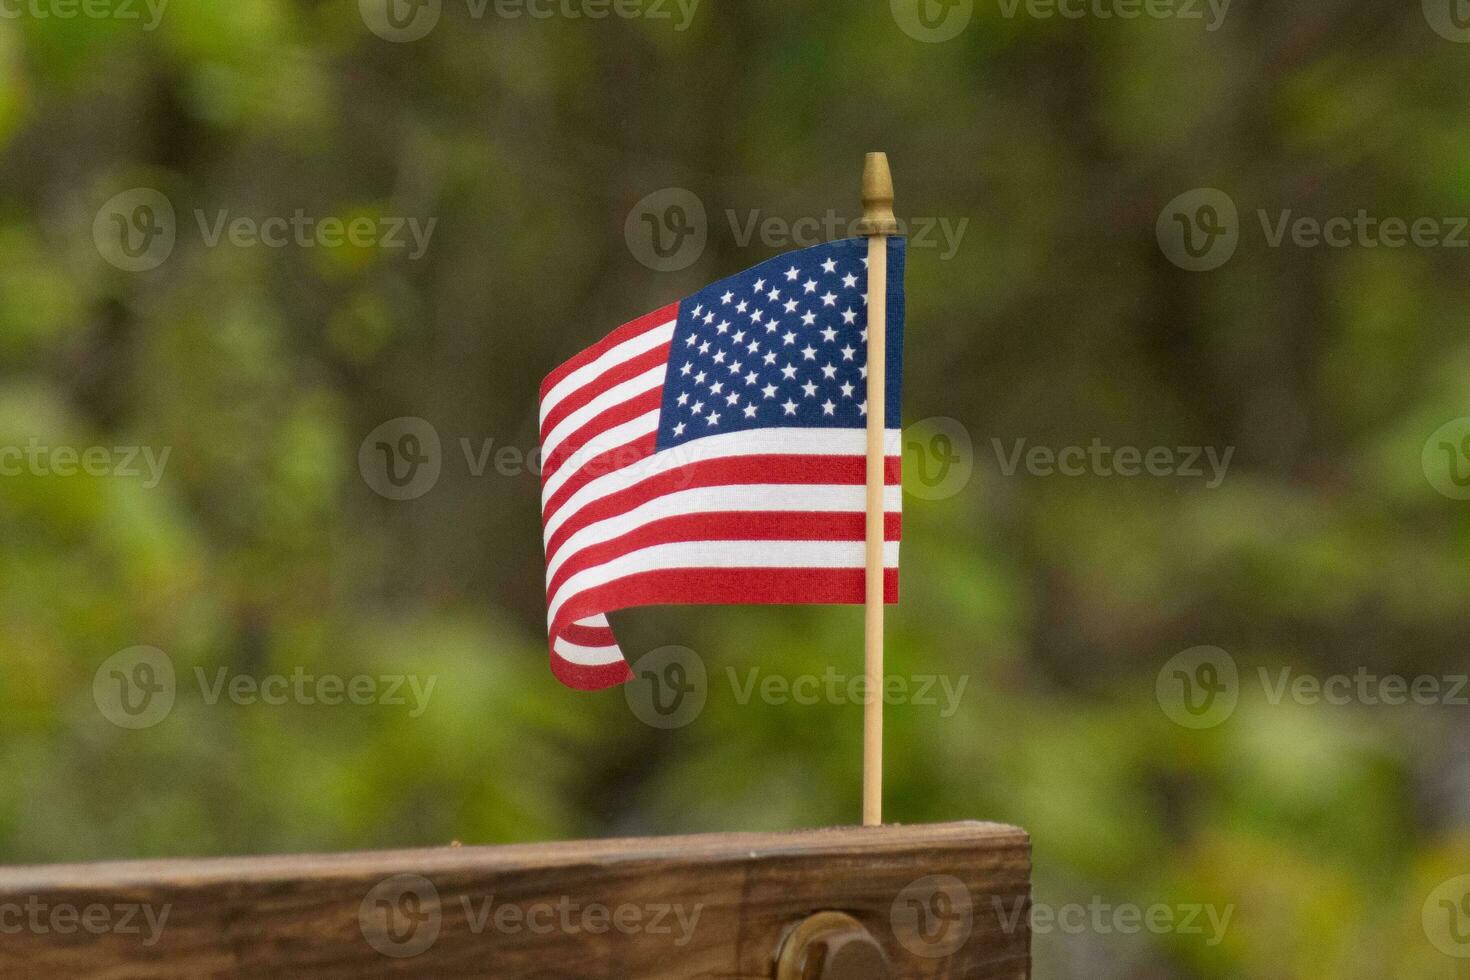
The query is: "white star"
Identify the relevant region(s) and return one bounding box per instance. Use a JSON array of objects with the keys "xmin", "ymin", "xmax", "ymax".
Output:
[
  {"xmin": 728, "ymin": 361, "xmax": 742, "ymax": 375},
  {"xmin": 842, "ymin": 273, "xmax": 858, "ymax": 288},
  {"xmin": 713, "ymin": 350, "xmax": 726, "ymax": 364},
  {"xmin": 753, "ymin": 278, "xmax": 766, "ymax": 293},
  {"xmin": 820, "ymin": 258, "xmax": 837, "ymax": 273},
  {"xmin": 785, "ymin": 266, "xmax": 799, "ymax": 281},
  {"xmin": 710, "ymin": 380, "xmax": 724, "ymax": 394},
  {"xmin": 743, "ymin": 404, "xmax": 758, "ymax": 419},
  {"xmin": 694, "ymin": 370, "xmax": 707, "ymax": 384},
  {"xmin": 859, "ymin": 364, "xmax": 868, "ymax": 379},
  {"xmin": 703, "ymin": 311, "xmax": 715, "ymax": 325},
  {"xmin": 840, "ymin": 345, "xmax": 856, "ymax": 361},
  {"xmin": 747, "ymin": 340, "xmax": 761, "ymax": 354},
  {"xmin": 821, "ymin": 399, "xmax": 836, "ymax": 415},
  {"xmin": 781, "ymin": 363, "xmax": 797, "ymax": 380},
  {"xmin": 680, "ymin": 362, "xmax": 693, "ymax": 375},
  {"xmin": 820, "ymin": 362, "xmax": 837, "ymax": 379},
  {"xmin": 733, "ymin": 329, "xmax": 746, "ymax": 343},
  {"xmin": 716, "ymin": 320, "xmax": 730, "ymax": 334},
  {"xmin": 745, "ymin": 370, "xmax": 759, "ymax": 385},
  {"xmin": 750, "ymin": 309, "xmax": 763, "ymax": 323},
  {"xmin": 858, "ymin": 400, "xmax": 867, "ymax": 415},
  {"xmin": 783, "ymin": 299, "xmax": 798, "ymax": 313},
  {"xmin": 861, "ymin": 256, "xmax": 869, "ymax": 268},
  {"xmin": 692, "ymin": 304, "xmax": 704, "ymax": 317},
  {"xmin": 841, "ymin": 307, "xmax": 857, "ymax": 325},
  {"xmin": 800, "ymin": 345, "xmax": 817, "ymax": 361},
  {"xmin": 726, "ymin": 391, "xmax": 740, "ymax": 406},
  {"xmin": 706, "ymin": 411, "xmax": 721, "ymax": 426},
  {"xmin": 698, "ymin": 341, "xmax": 711, "ymax": 354},
  {"xmin": 820, "ymin": 326, "xmax": 837, "ymax": 343},
  {"xmin": 762, "ymin": 383, "xmax": 778, "ymax": 399},
  {"xmin": 840, "ymin": 381, "xmax": 854, "ymax": 398},
  {"xmin": 800, "ymin": 311, "xmax": 816, "ymax": 327},
  {"xmin": 803, "ymin": 279, "xmax": 817, "ymax": 294},
  {"xmin": 721, "ymin": 290, "xmax": 734, "ymax": 304},
  {"xmin": 692, "ymin": 400, "xmax": 704, "ymax": 415},
  {"xmin": 673, "ymin": 421, "xmax": 686, "ymax": 436},
  {"xmin": 685, "ymin": 333, "xmax": 697, "ymax": 346},
  {"xmin": 802, "ymin": 380, "xmax": 818, "ymax": 398},
  {"xmin": 782, "ymin": 399, "xmax": 798, "ymax": 415},
  {"xmin": 735, "ymin": 300, "xmax": 748, "ymax": 314},
  {"xmin": 763, "ymin": 351, "xmax": 777, "ymax": 365},
  {"xmin": 820, "ymin": 291, "xmax": 837, "ymax": 307},
  {"xmin": 677, "ymin": 391, "xmax": 689, "ymax": 405},
  {"xmin": 782, "ymin": 331, "xmax": 797, "ymax": 345},
  {"xmin": 768, "ymin": 288, "xmax": 781, "ymax": 302}
]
